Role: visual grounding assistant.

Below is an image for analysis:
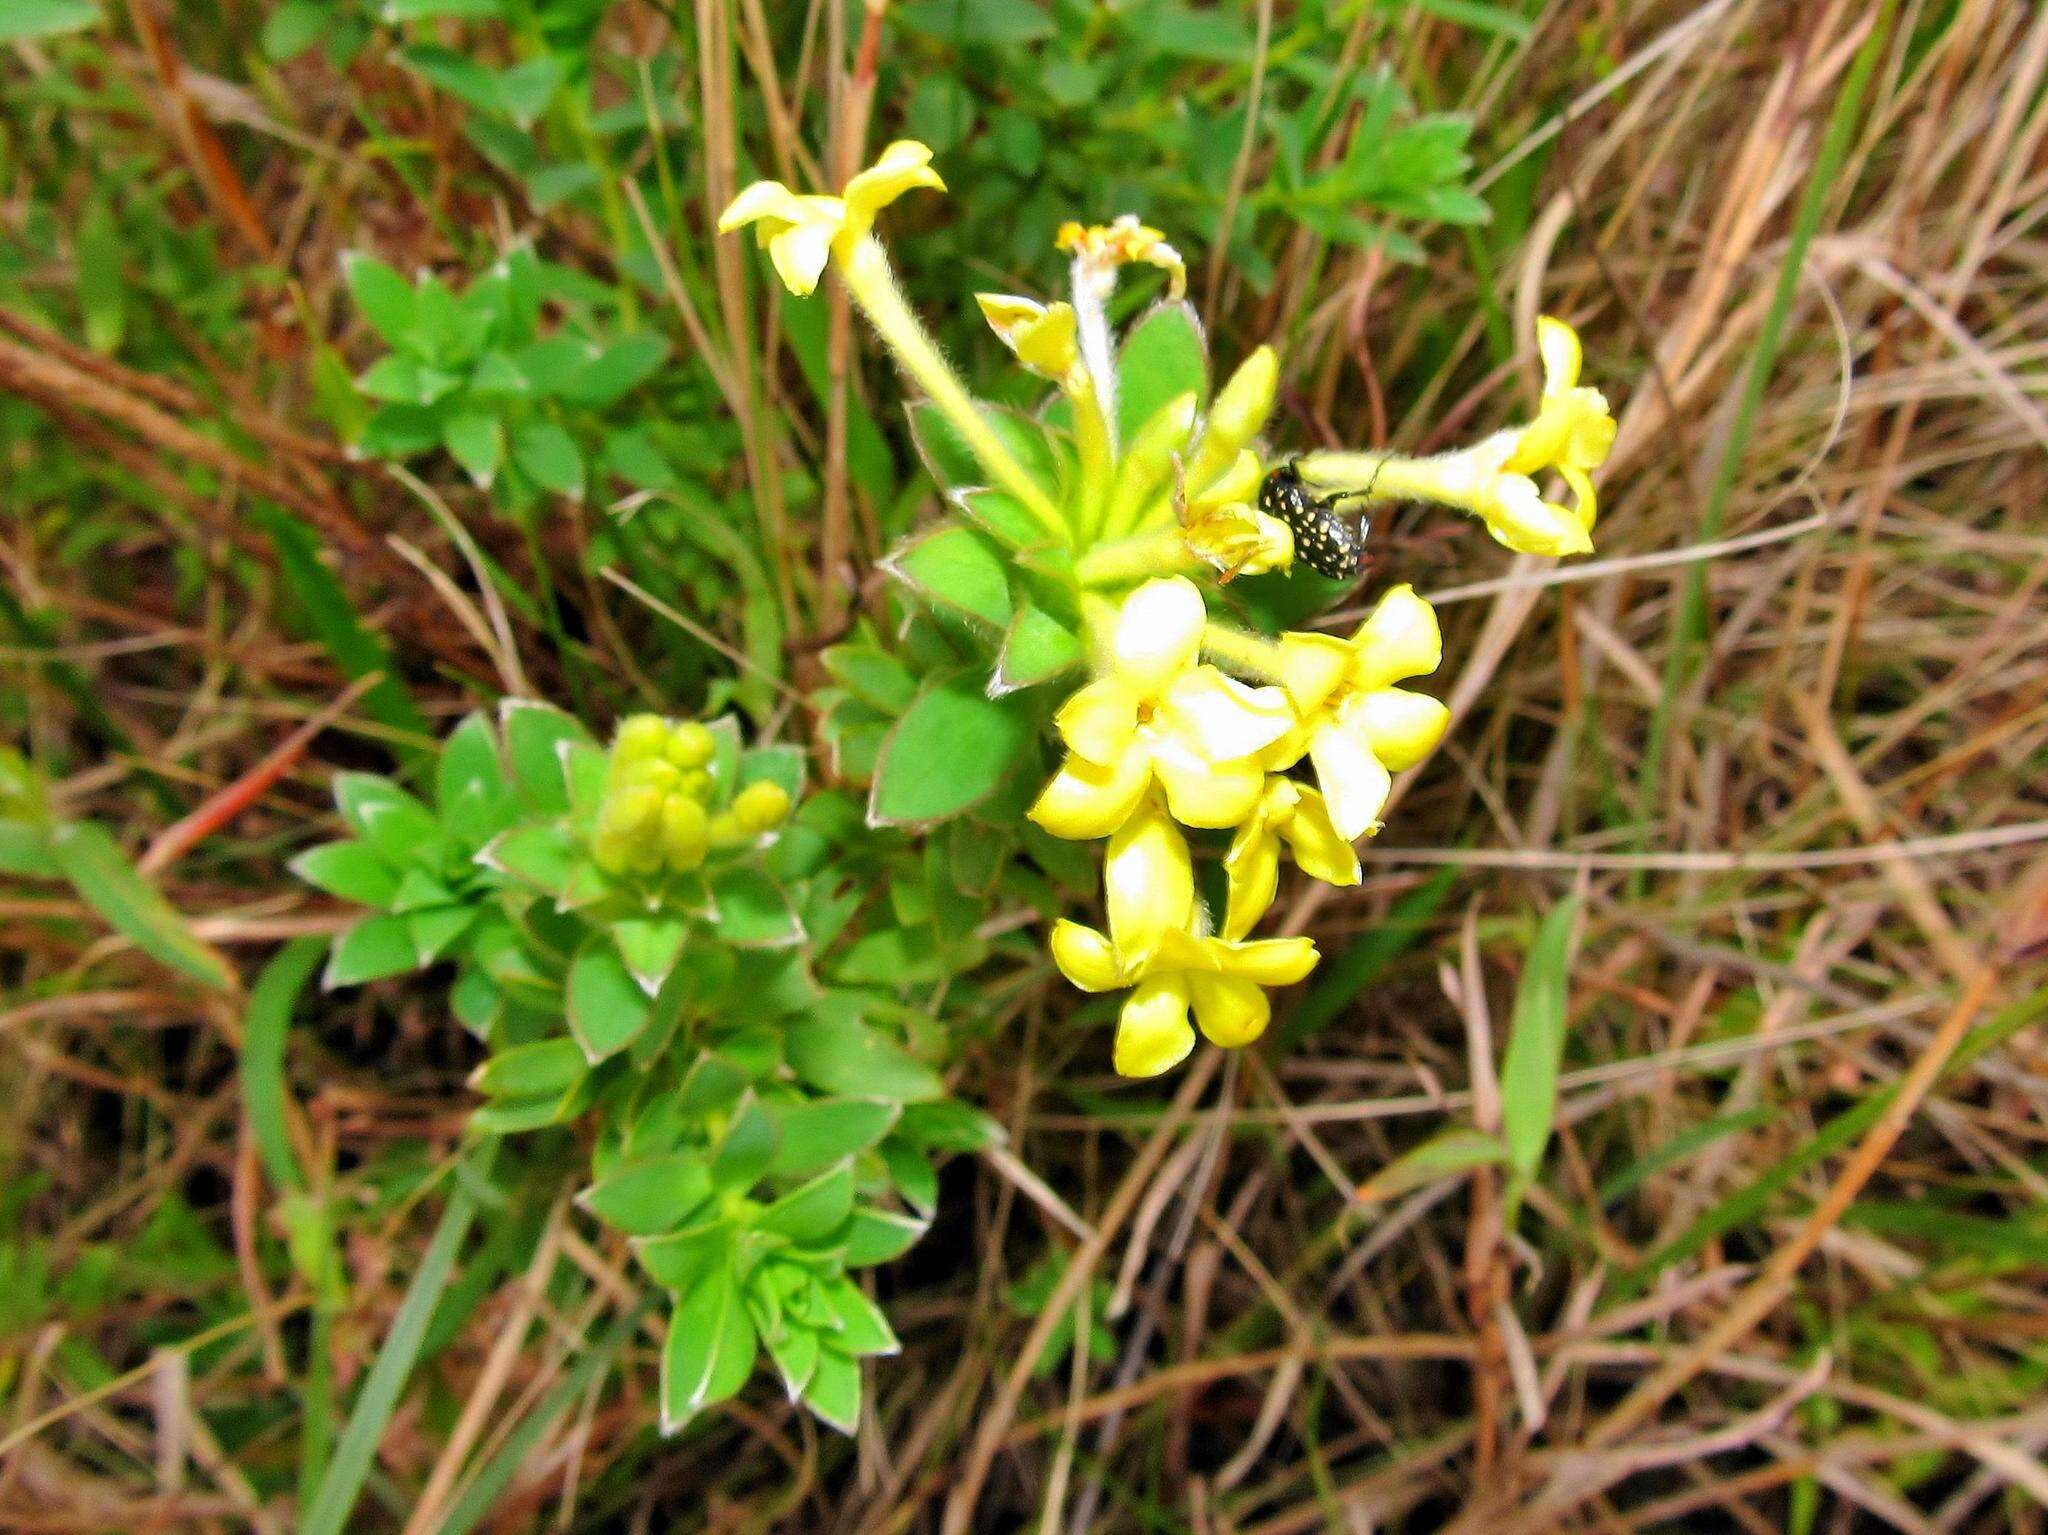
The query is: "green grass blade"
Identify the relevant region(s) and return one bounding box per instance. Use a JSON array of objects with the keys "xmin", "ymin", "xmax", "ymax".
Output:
[
  {"xmin": 1499, "ymin": 895, "xmax": 1579, "ymax": 1210},
  {"xmin": 298, "ymin": 1145, "xmax": 496, "ymax": 1535},
  {"xmin": 242, "ymin": 936, "xmax": 324, "ymax": 1195},
  {"xmin": 50, "ymin": 820, "xmax": 236, "ymax": 990}
]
